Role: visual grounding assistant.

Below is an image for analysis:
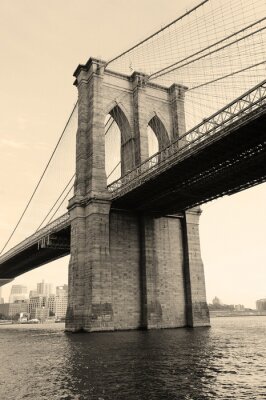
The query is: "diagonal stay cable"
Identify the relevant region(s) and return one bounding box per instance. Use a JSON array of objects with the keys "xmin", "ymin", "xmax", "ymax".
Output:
[
  {"xmin": 149, "ymin": 22, "xmax": 266, "ymax": 81},
  {"xmin": 106, "ymin": 0, "xmax": 209, "ymax": 66},
  {"xmin": 105, "ymin": 118, "xmax": 114, "ymax": 135},
  {"xmin": 46, "ymin": 160, "xmax": 121, "ymax": 225},
  {"xmin": 35, "ymin": 117, "xmax": 115, "ymax": 232},
  {"xmin": 107, "ymin": 161, "xmax": 121, "ymax": 180},
  {"xmin": 148, "ymin": 17, "xmax": 266, "ymax": 81},
  {"xmin": 187, "ymin": 60, "xmax": 266, "ymax": 91},
  {"xmin": 0, "ymin": 102, "xmax": 78, "ymax": 255},
  {"xmin": 35, "ymin": 174, "xmax": 75, "ymax": 232},
  {"xmin": 46, "ymin": 184, "xmax": 75, "ymax": 225}
]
